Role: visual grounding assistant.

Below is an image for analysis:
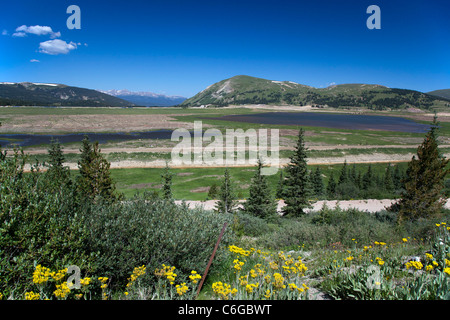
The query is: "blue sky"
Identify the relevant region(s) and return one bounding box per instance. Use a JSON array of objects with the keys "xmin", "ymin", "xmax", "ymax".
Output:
[{"xmin": 0, "ymin": 0, "xmax": 449, "ymax": 97}]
